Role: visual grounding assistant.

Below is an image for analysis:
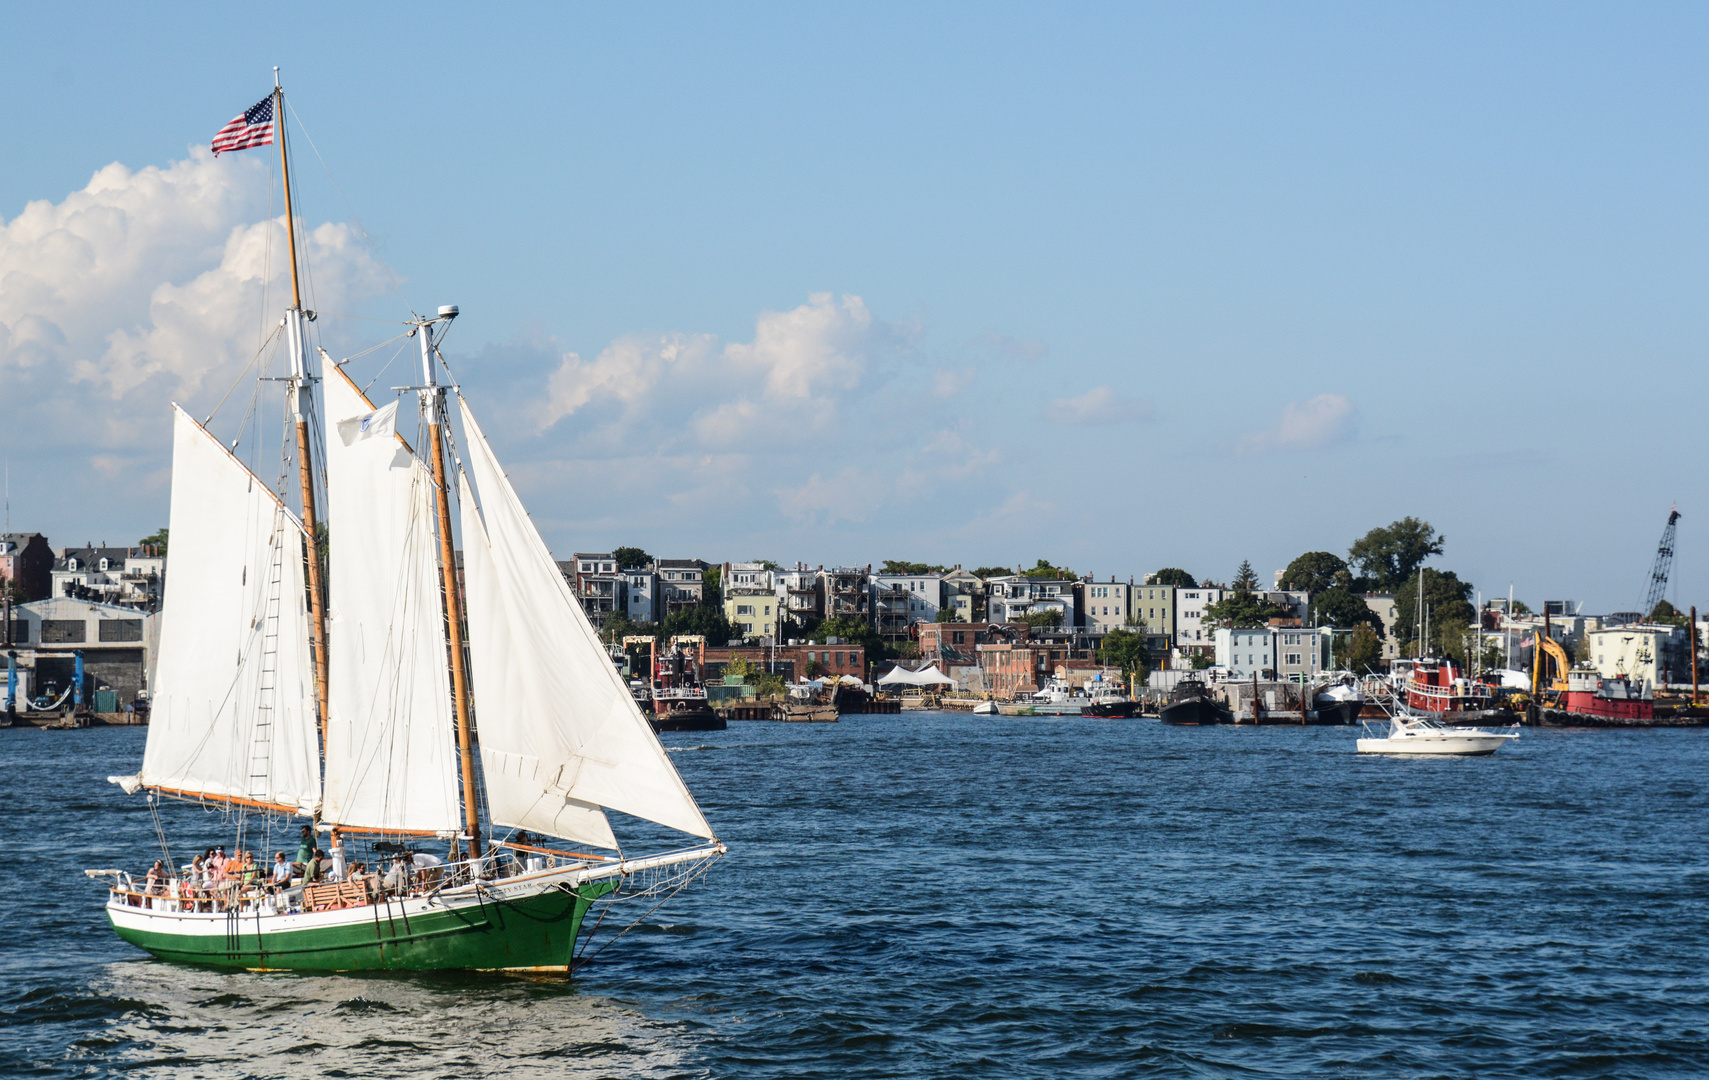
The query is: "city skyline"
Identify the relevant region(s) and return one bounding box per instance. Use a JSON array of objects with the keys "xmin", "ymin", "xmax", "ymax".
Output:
[{"xmin": 2, "ymin": 4, "xmax": 1705, "ymax": 612}]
